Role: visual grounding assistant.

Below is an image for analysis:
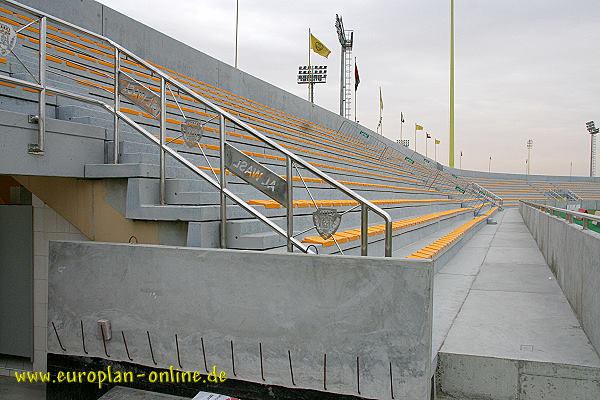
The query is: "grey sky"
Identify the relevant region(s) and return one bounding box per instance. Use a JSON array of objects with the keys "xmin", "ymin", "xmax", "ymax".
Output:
[{"xmin": 98, "ymin": 0, "xmax": 600, "ymax": 176}]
